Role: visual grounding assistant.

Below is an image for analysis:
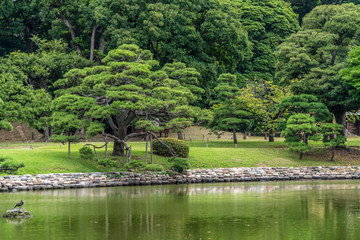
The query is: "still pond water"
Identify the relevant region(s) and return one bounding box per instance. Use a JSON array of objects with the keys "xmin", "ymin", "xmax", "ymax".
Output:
[{"xmin": 1, "ymin": 181, "xmax": 360, "ymax": 240}]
